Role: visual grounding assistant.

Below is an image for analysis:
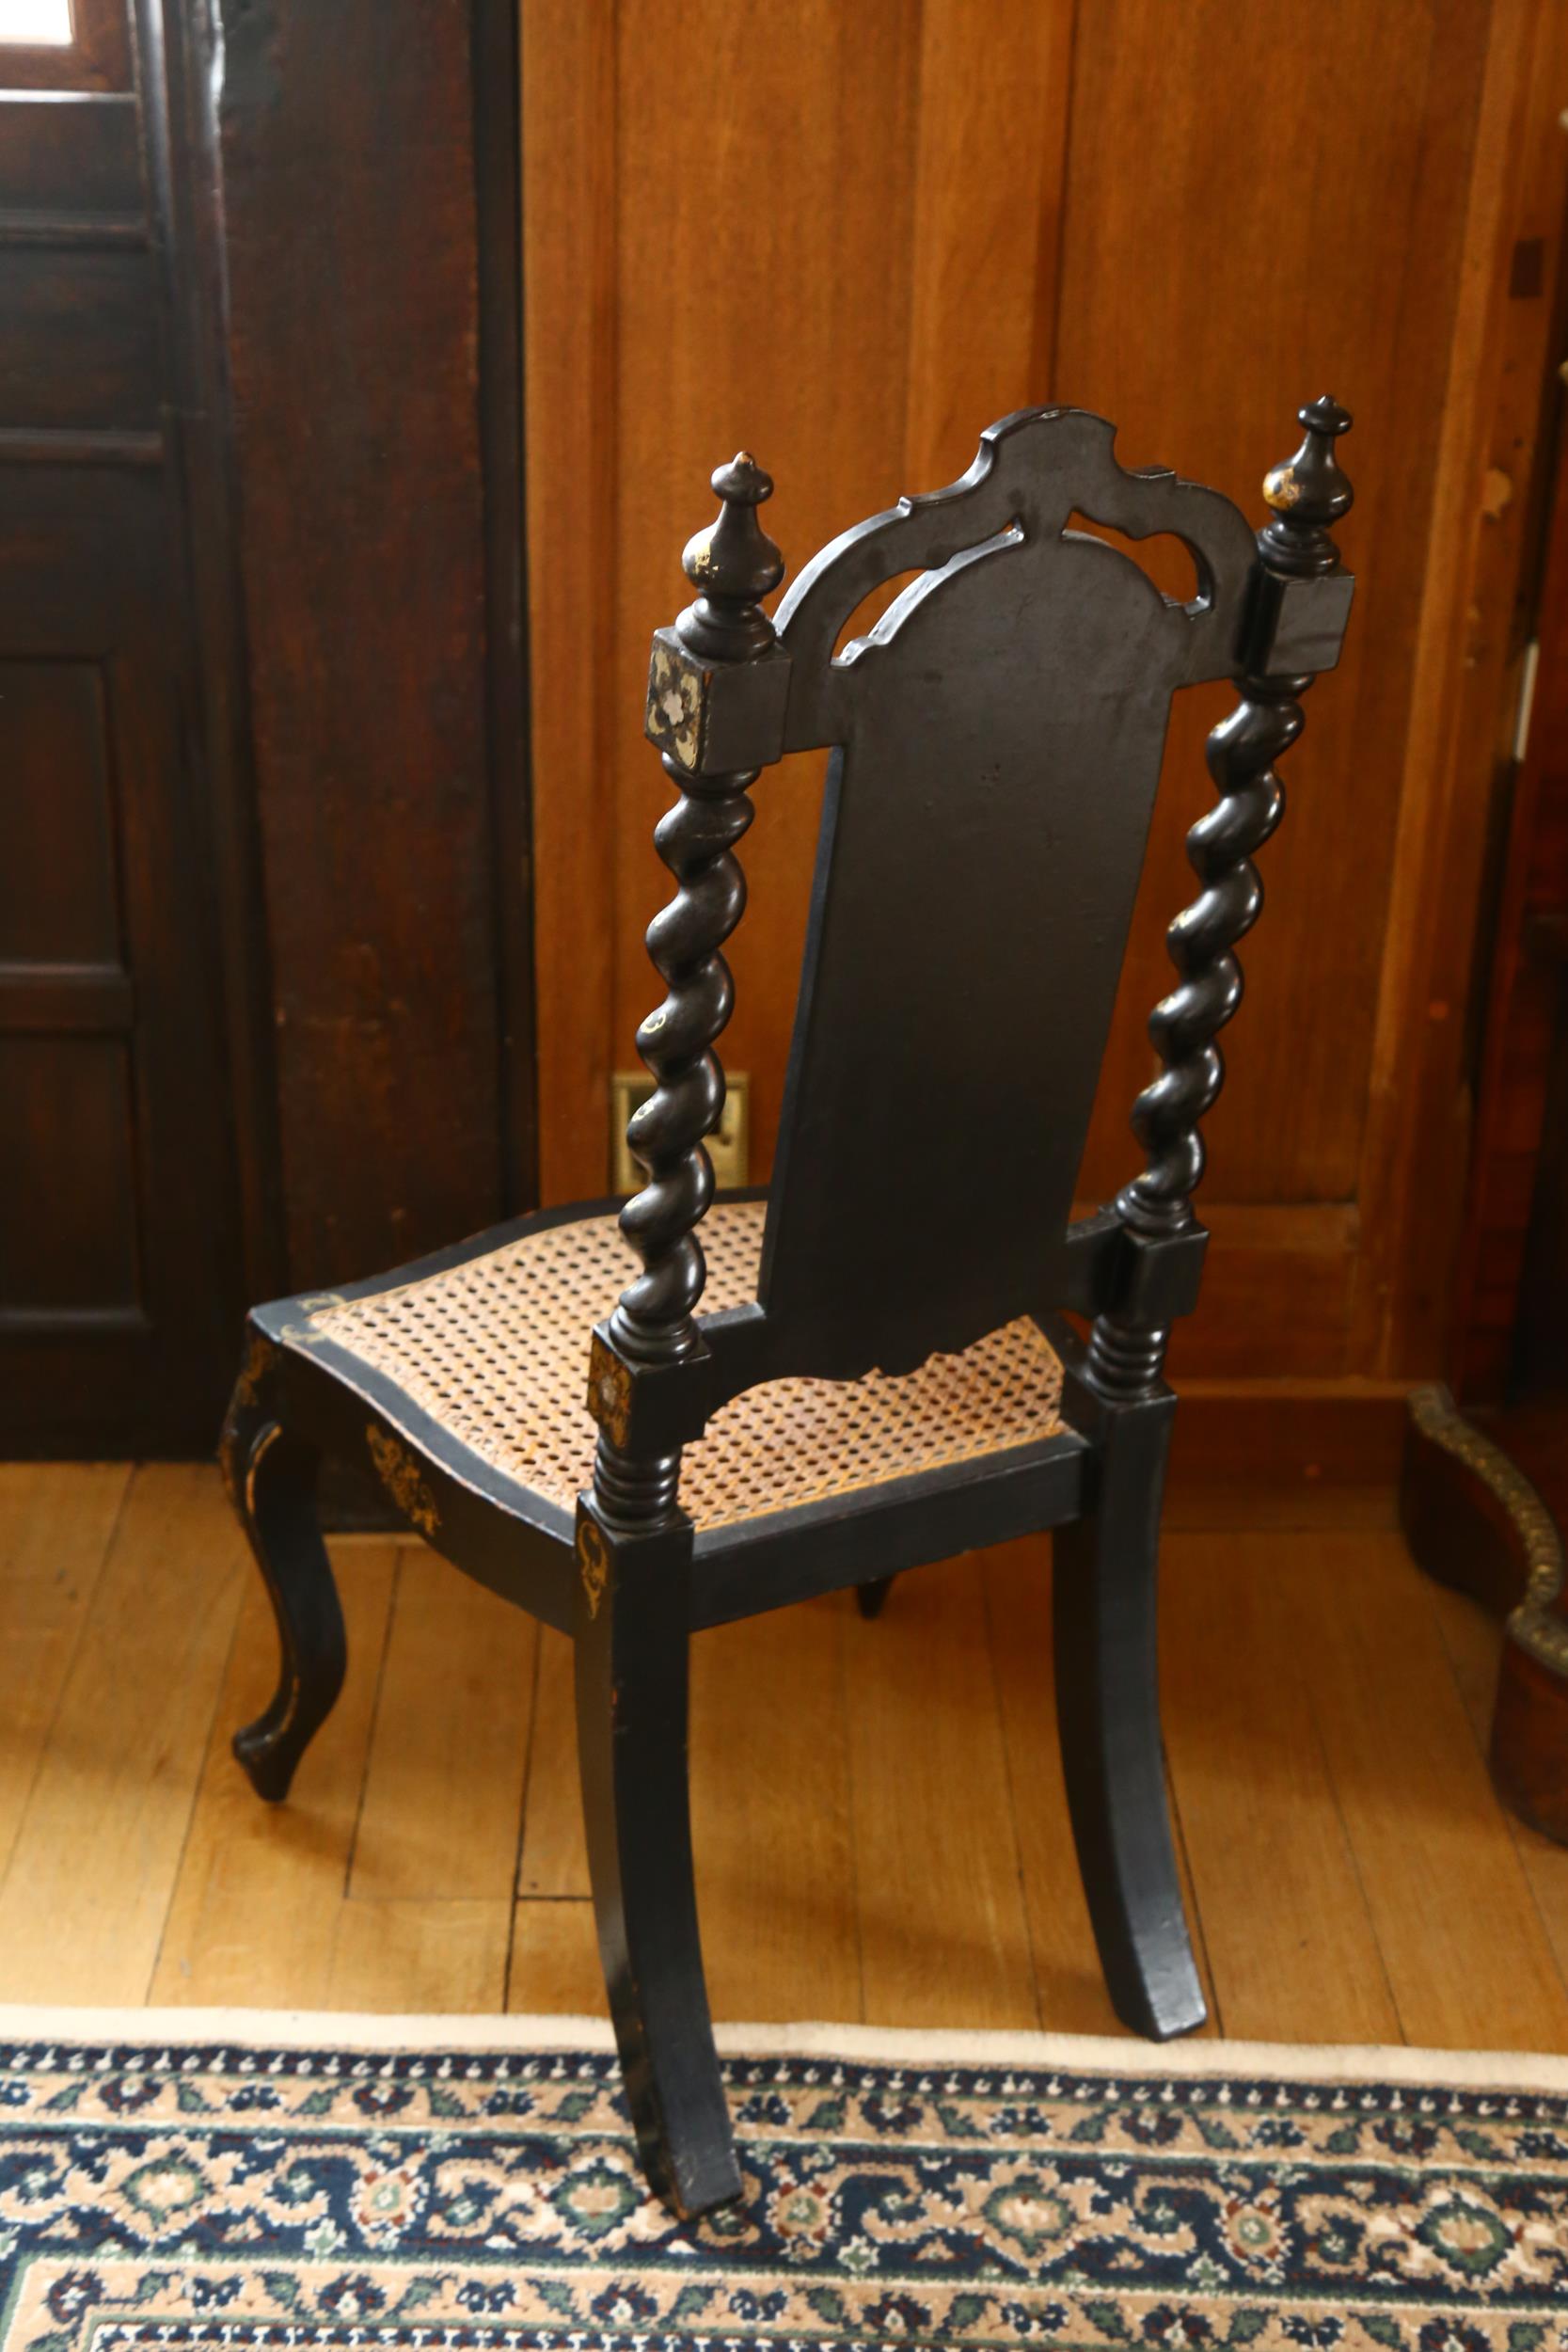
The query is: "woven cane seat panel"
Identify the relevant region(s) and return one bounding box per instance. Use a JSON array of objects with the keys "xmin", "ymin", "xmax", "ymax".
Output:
[{"xmin": 305, "ymin": 1200, "xmax": 1064, "ymax": 1532}]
